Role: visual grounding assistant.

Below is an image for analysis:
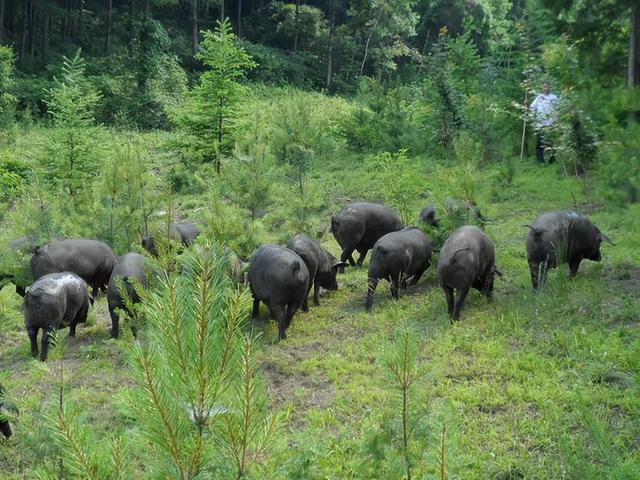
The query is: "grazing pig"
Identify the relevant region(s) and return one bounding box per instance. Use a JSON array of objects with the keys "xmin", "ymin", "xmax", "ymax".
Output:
[
  {"xmin": 107, "ymin": 253, "xmax": 155, "ymax": 339},
  {"xmin": 525, "ymin": 210, "xmax": 613, "ymax": 289},
  {"xmin": 23, "ymin": 272, "xmax": 91, "ymax": 361},
  {"xmin": 142, "ymin": 221, "xmax": 201, "ymax": 256},
  {"xmin": 0, "ymin": 384, "xmax": 18, "ymax": 439},
  {"xmin": 437, "ymin": 226, "xmax": 498, "ymax": 321},
  {"xmin": 286, "ymin": 234, "xmax": 346, "ymax": 311},
  {"xmin": 418, "ymin": 204, "xmax": 440, "ymax": 227},
  {"xmin": 365, "ymin": 228, "xmax": 432, "ymax": 311},
  {"xmin": 30, "ymin": 239, "xmax": 116, "ymax": 298},
  {"xmin": 247, "ymin": 244, "xmax": 309, "ymax": 340},
  {"xmin": 330, "ymin": 202, "xmax": 402, "ymax": 270}
]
